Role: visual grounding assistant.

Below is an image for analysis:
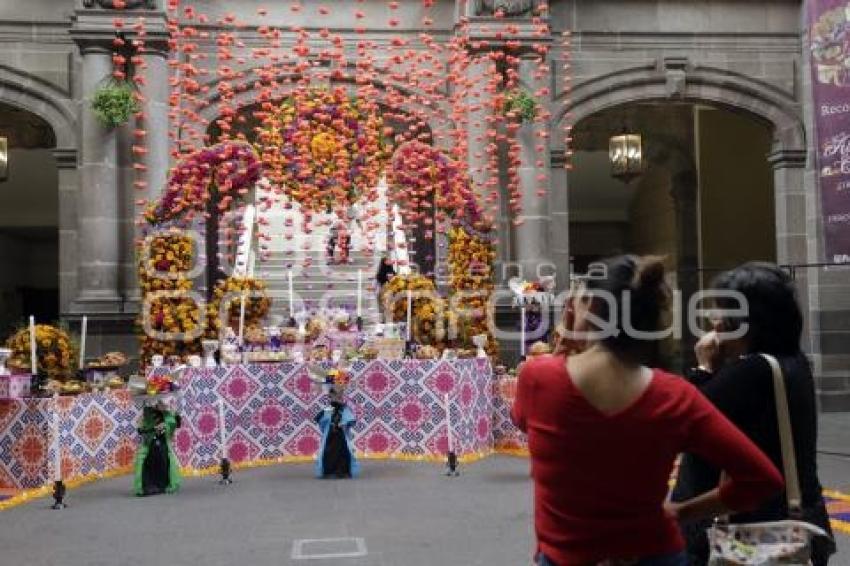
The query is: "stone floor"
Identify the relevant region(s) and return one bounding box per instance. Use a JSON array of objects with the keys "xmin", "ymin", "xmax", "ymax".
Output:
[{"xmin": 0, "ymin": 450, "xmax": 848, "ymax": 566}]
